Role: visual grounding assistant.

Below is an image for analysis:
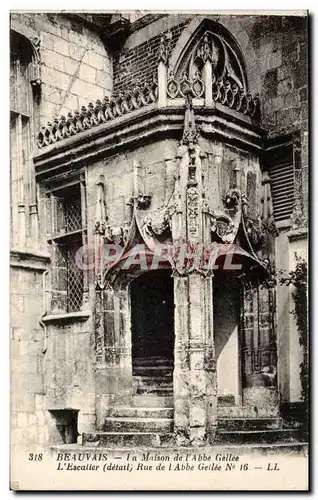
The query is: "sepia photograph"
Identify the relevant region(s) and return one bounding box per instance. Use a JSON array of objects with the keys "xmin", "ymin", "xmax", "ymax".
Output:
[{"xmin": 9, "ymin": 9, "xmax": 309, "ymax": 490}]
